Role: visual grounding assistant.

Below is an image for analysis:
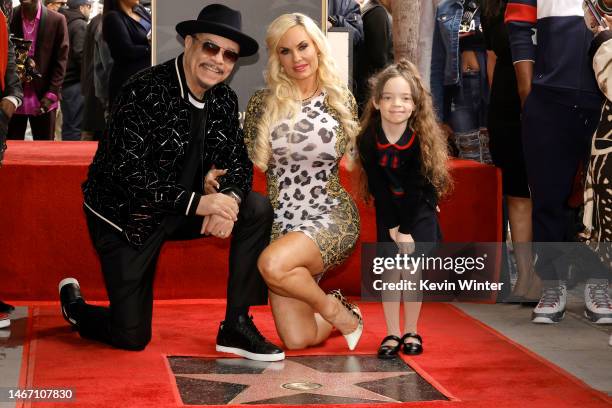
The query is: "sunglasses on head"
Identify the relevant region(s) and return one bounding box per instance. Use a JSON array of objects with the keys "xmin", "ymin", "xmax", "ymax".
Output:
[{"xmin": 192, "ymin": 37, "xmax": 239, "ymax": 64}]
